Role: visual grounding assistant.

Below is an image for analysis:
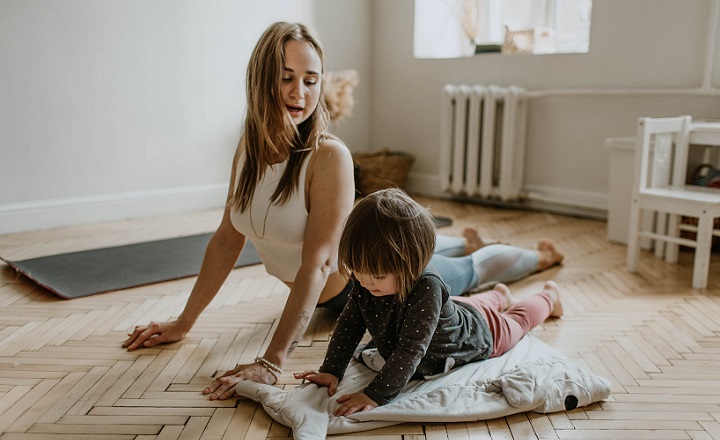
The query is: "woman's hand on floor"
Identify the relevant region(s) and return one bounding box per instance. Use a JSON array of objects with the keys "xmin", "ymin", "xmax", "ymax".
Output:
[
  {"xmin": 122, "ymin": 321, "xmax": 188, "ymax": 351},
  {"xmin": 203, "ymin": 362, "xmax": 277, "ymax": 400}
]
